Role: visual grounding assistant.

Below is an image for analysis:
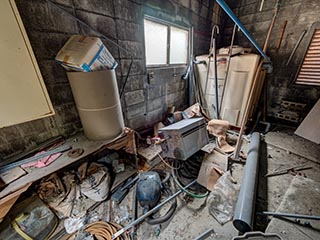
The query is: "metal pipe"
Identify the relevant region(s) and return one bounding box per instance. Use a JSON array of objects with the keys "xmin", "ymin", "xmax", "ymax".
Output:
[
  {"xmin": 233, "ymin": 132, "xmax": 260, "ymax": 233},
  {"xmin": 216, "ymin": 0, "xmax": 271, "ymax": 63},
  {"xmin": 259, "ymin": 212, "xmax": 320, "ymax": 221},
  {"xmin": 259, "ymin": 0, "xmax": 265, "ymax": 11},
  {"xmin": 0, "ymin": 144, "xmax": 71, "ymax": 173},
  {"xmin": 112, "ymin": 180, "xmax": 197, "ymax": 239},
  {"xmin": 286, "ymin": 30, "xmax": 307, "ymax": 66},
  {"xmin": 220, "ymin": 24, "xmax": 237, "ymax": 109},
  {"xmin": 193, "ymin": 228, "xmax": 215, "ymax": 240},
  {"xmin": 212, "ymin": 26, "xmax": 220, "ymax": 119}
]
